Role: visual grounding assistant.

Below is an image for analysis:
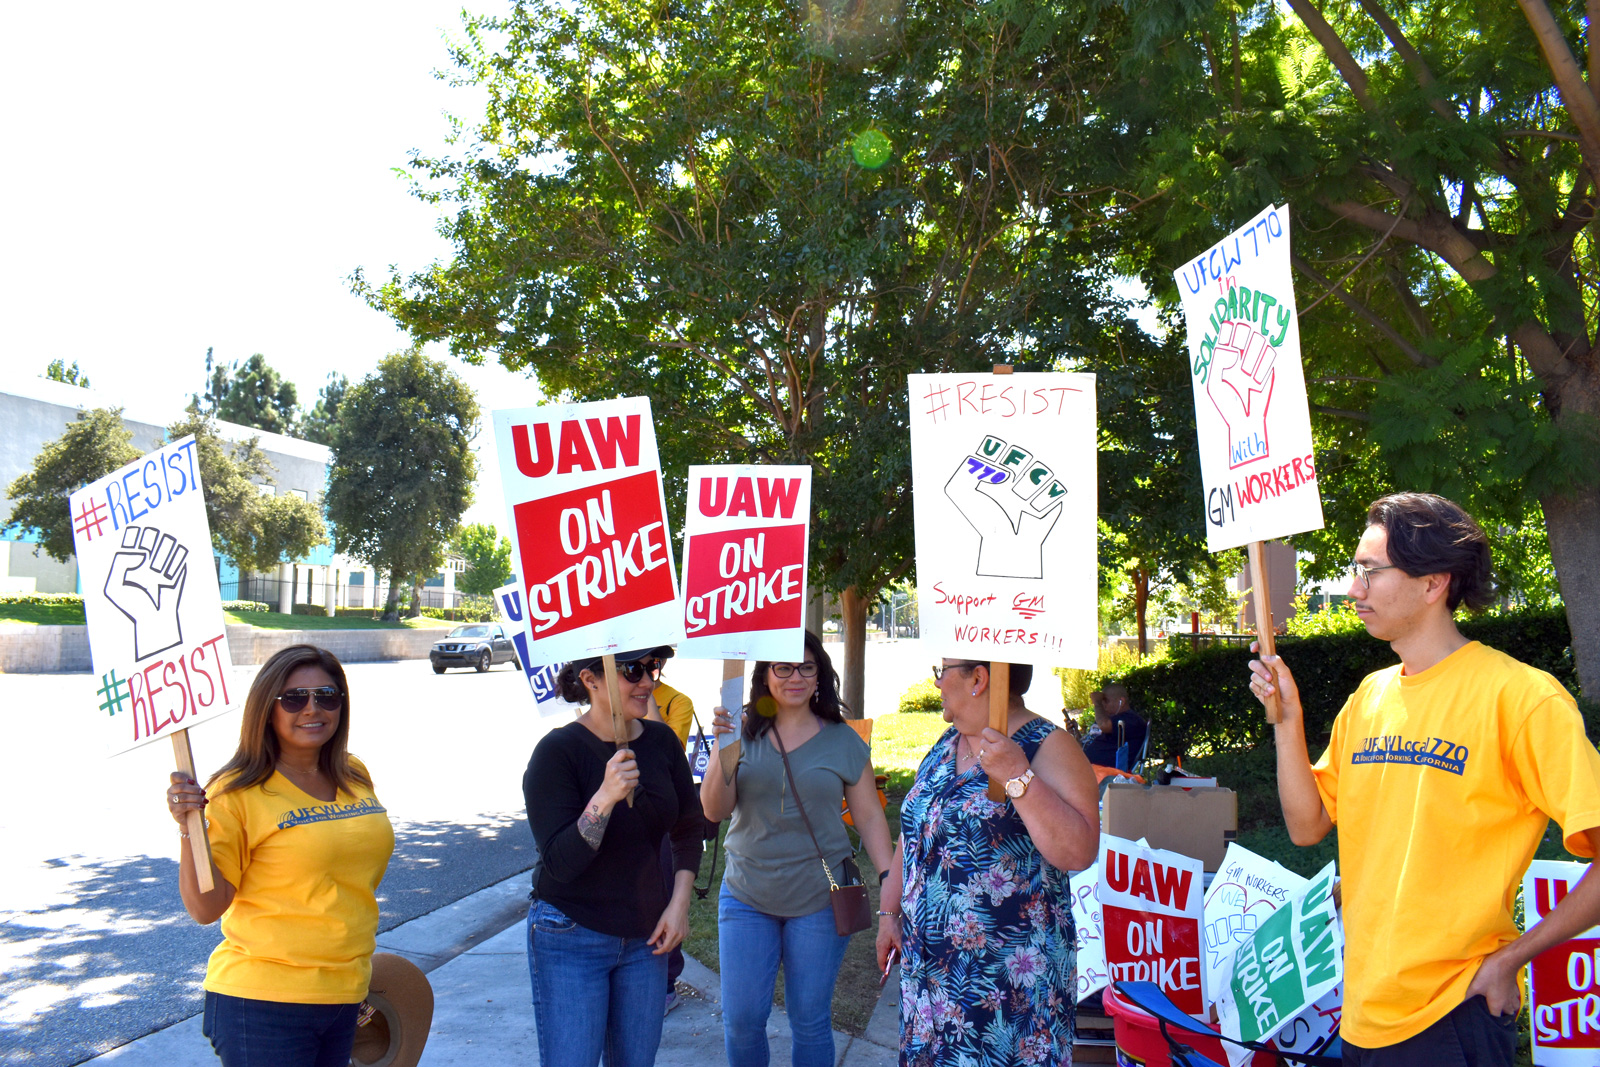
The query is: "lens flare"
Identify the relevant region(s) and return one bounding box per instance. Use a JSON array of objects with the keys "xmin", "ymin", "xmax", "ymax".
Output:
[
  {"xmin": 756, "ymin": 695, "xmax": 780, "ymax": 718},
  {"xmin": 852, "ymin": 129, "xmax": 892, "ymax": 169}
]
